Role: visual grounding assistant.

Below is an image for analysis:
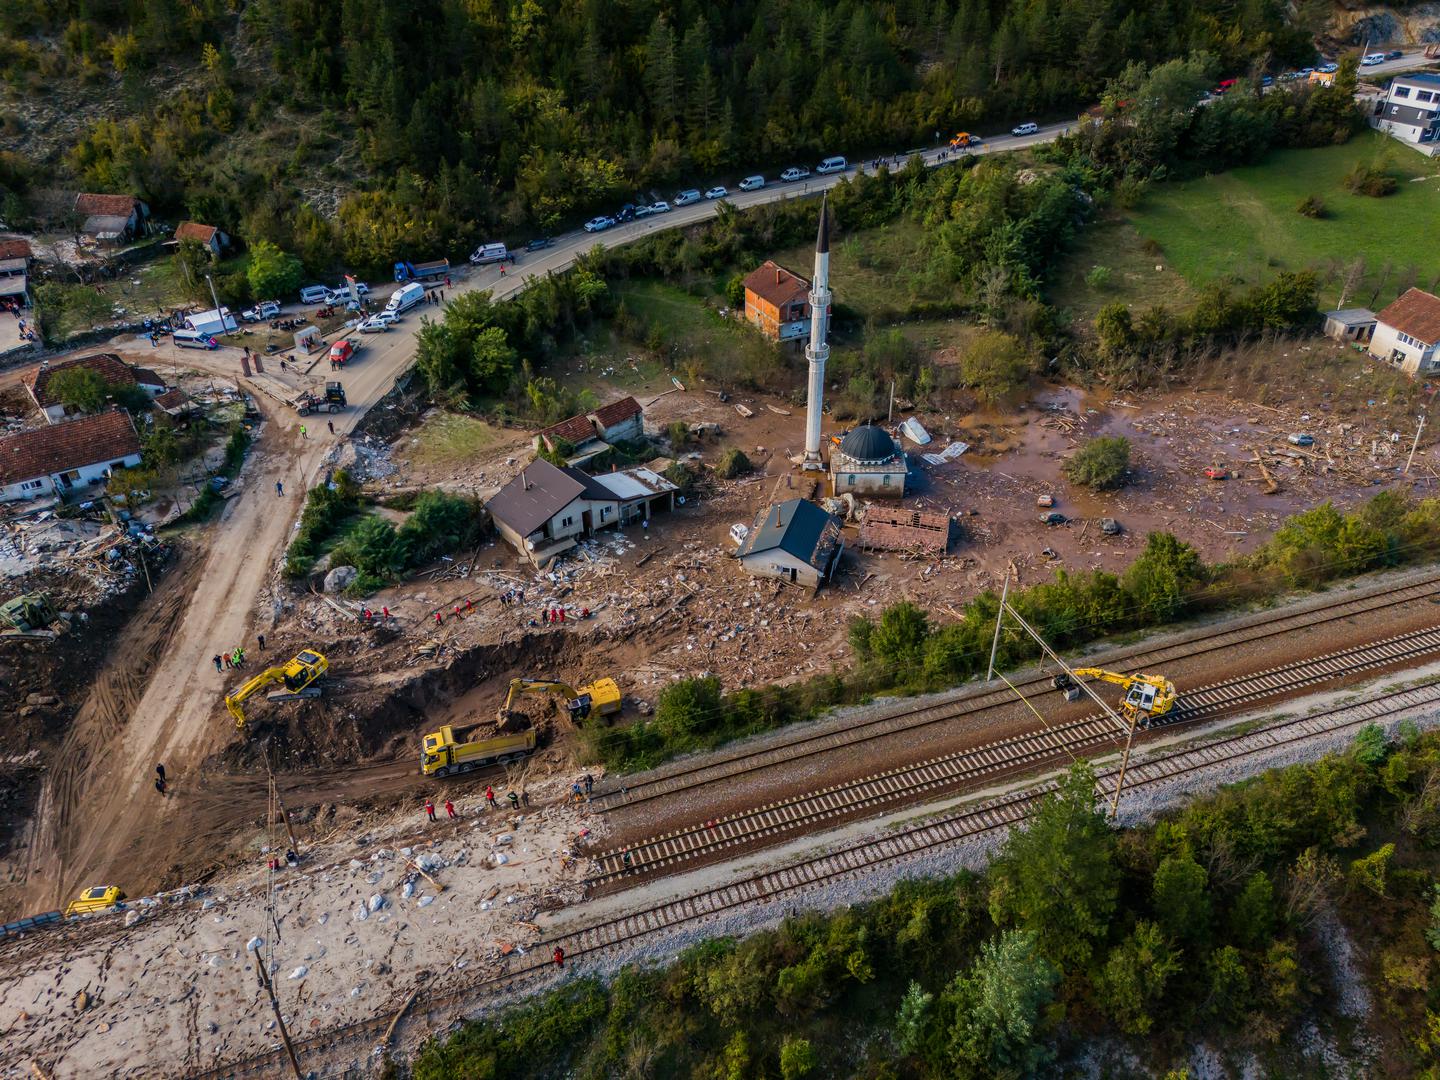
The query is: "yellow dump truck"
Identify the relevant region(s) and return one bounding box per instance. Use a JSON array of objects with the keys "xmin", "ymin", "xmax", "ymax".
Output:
[
  {"xmin": 421, "ymin": 725, "xmax": 537, "ymax": 777},
  {"xmin": 65, "ymin": 885, "xmax": 126, "ymax": 917}
]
